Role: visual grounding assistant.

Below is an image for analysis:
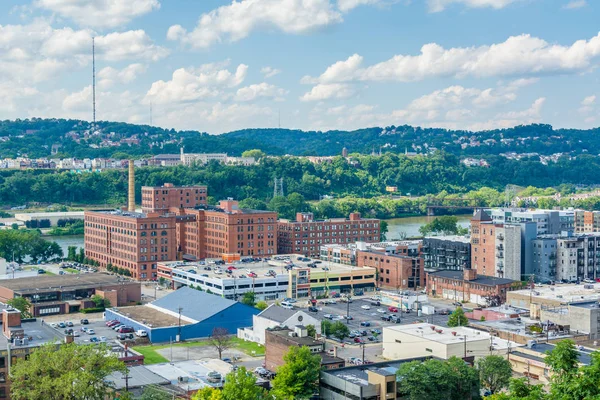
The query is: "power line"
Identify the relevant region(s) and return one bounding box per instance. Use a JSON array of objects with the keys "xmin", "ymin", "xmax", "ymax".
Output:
[{"xmin": 92, "ymin": 36, "xmax": 96, "ymax": 129}]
